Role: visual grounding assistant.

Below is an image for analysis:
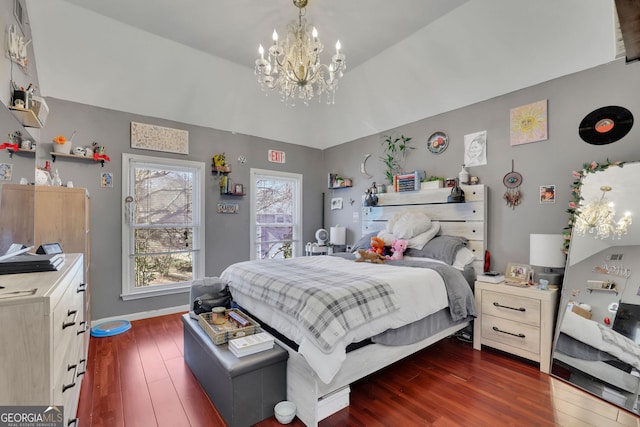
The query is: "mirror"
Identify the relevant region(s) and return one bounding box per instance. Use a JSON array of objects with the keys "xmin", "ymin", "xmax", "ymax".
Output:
[
  {"xmin": 551, "ymin": 161, "xmax": 640, "ymax": 414},
  {"xmin": 0, "ymin": 103, "xmax": 36, "ymax": 255}
]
